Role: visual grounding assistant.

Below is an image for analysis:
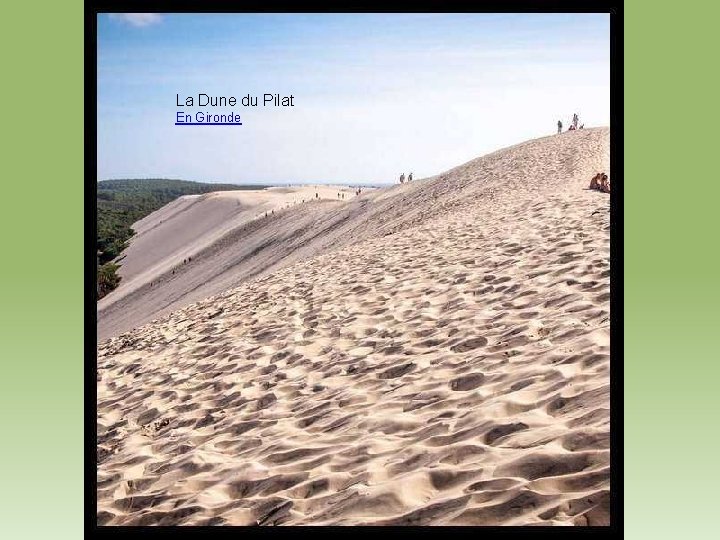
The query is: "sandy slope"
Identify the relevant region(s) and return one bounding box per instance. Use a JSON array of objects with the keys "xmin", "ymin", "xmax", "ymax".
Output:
[
  {"xmin": 98, "ymin": 185, "xmax": 362, "ymax": 340},
  {"xmin": 97, "ymin": 128, "xmax": 611, "ymax": 525}
]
